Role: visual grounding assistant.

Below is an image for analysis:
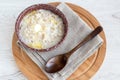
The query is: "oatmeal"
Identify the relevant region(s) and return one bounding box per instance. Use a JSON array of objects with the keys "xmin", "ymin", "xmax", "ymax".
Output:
[{"xmin": 19, "ymin": 9, "xmax": 64, "ymax": 49}]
